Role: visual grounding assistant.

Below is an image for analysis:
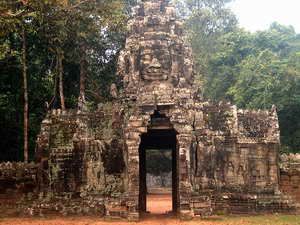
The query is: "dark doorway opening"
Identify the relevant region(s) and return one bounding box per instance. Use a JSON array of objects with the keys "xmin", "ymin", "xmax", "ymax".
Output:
[{"xmin": 139, "ymin": 128, "xmax": 178, "ymax": 215}]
